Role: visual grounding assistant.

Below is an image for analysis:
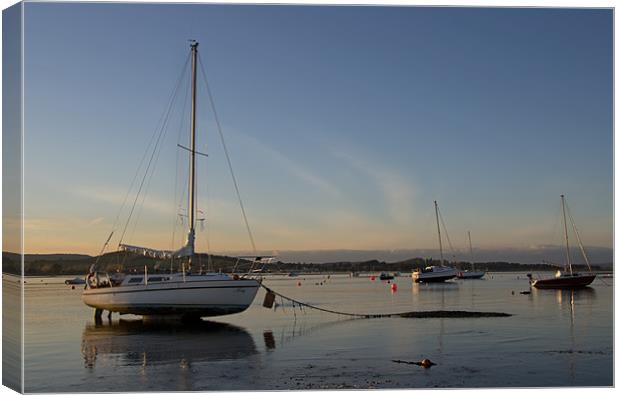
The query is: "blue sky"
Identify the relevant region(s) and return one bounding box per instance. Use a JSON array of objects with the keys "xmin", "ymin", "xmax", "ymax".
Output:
[{"xmin": 19, "ymin": 4, "xmax": 612, "ymax": 257}]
